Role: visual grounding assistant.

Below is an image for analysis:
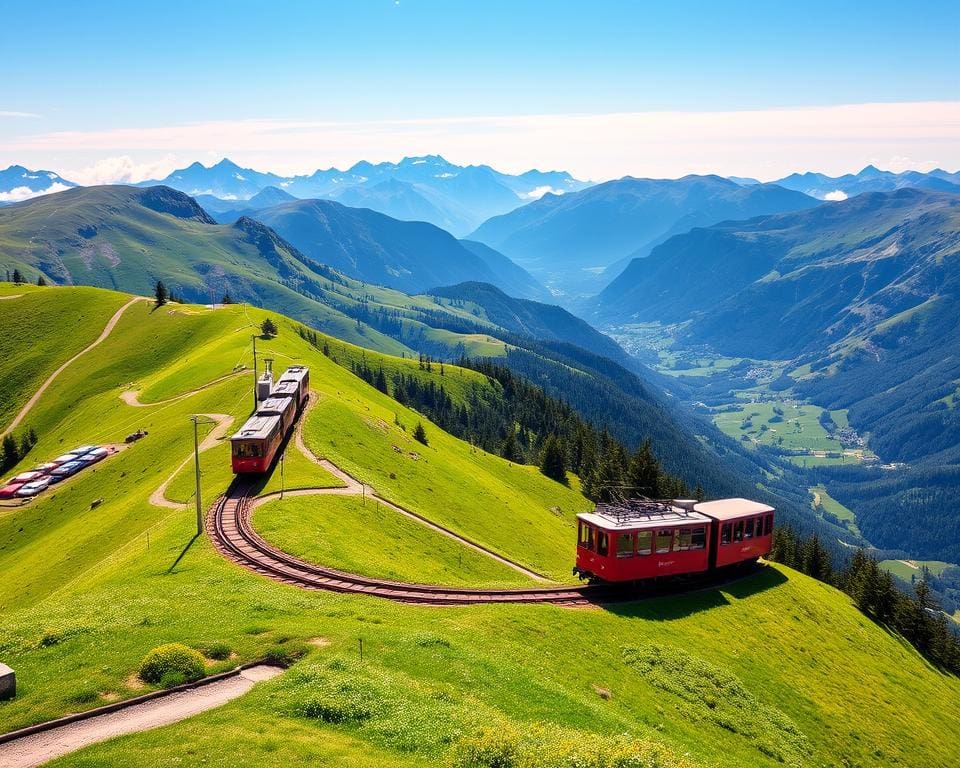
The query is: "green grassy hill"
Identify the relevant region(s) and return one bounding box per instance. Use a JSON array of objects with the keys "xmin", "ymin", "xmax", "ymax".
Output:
[{"xmin": 1, "ymin": 286, "xmax": 959, "ymax": 767}]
